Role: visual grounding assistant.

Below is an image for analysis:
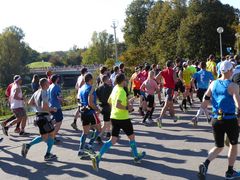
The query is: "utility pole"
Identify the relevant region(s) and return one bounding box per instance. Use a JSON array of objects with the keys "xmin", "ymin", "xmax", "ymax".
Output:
[{"xmin": 111, "ymin": 20, "xmax": 118, "ymax": 63}]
